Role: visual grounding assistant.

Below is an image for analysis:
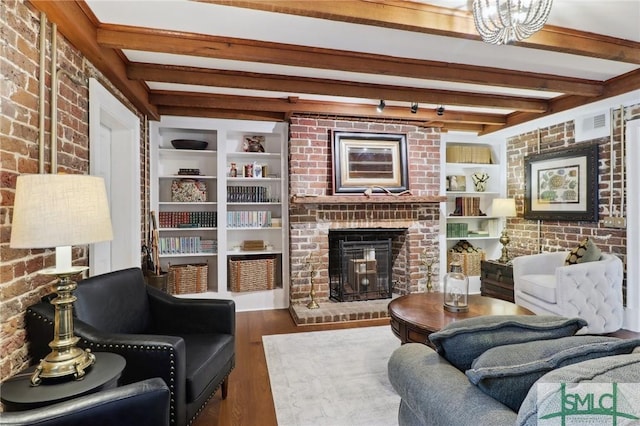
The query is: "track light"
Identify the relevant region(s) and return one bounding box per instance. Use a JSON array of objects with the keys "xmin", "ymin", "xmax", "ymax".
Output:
[
  {"xmin": 376, "ymin": 100, "xmax": 386, "ymax": 113},
  {"xmin": 410, "ymin": 102, "xmax": 419, "ymax": 114},
  {"xmin": 436, "ymin": 105, "xmax": 445, "ymax": 116}
]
